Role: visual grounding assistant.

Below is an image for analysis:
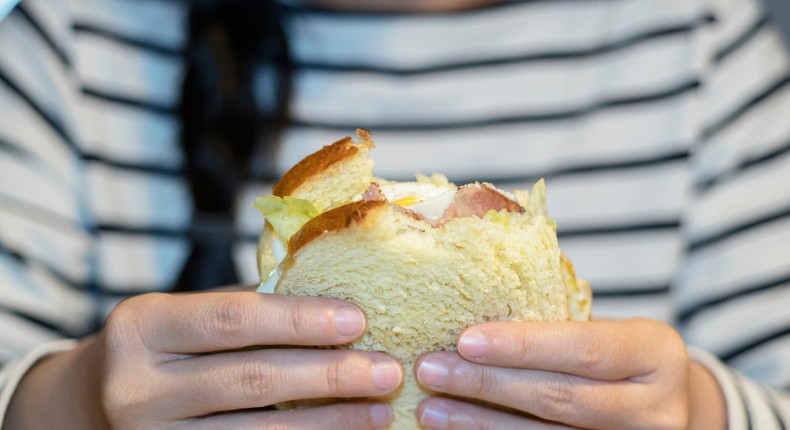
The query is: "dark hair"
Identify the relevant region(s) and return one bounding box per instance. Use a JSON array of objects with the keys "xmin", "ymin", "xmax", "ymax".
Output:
[{"xmin": 175, "ymin": 0, "xmax": 292, "ymax": 291}]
